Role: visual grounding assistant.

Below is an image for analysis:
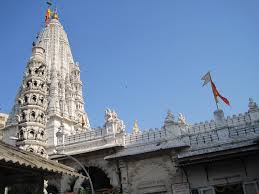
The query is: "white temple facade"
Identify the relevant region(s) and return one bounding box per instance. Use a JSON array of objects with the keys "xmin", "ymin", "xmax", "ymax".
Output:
[{"xmin": 1, "ymin": 11, "xmax": 259, "ymax": 194}]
